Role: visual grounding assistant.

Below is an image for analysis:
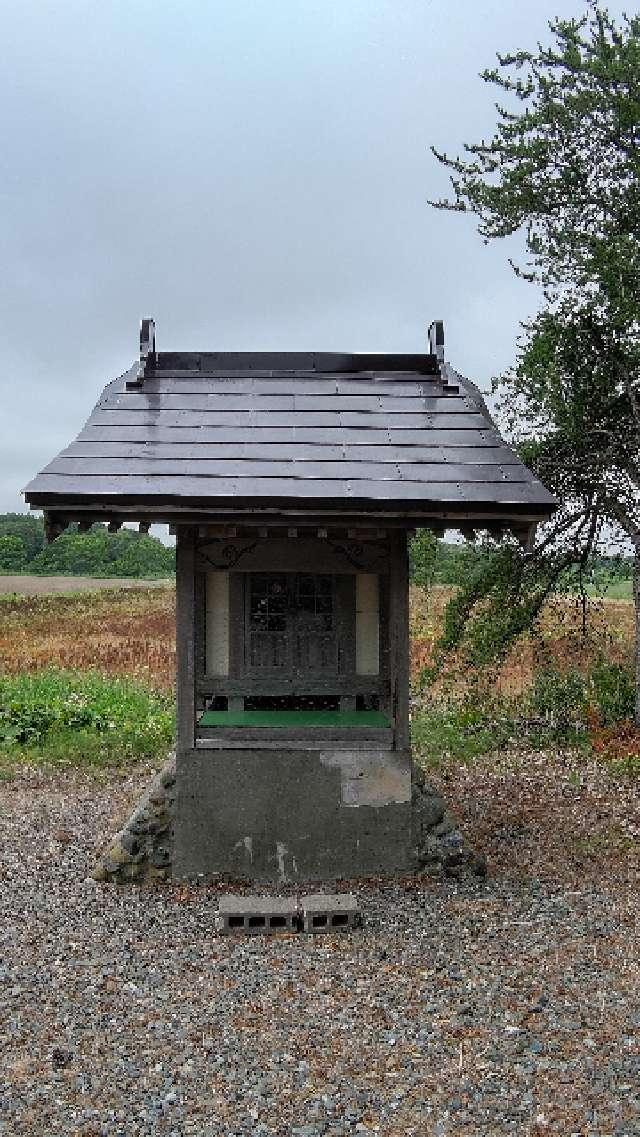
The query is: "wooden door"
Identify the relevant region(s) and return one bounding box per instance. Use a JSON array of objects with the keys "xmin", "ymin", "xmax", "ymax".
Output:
[{"xmin": 245, "ymin": 572, "xmax": 337, "ymax": 677}]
